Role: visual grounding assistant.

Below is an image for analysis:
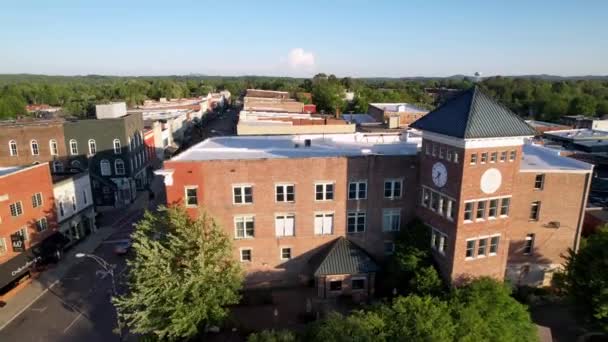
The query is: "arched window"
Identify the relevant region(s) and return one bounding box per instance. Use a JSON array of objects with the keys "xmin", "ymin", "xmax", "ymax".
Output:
[
  {"xmin": 114, "ymin": 159, "xmax": 125, "ymax": 175},
  {"xmin": 71, "ymin": 160, "xmax": 81, "ymax": 168},
  {"xmin": 30, "ymin": 140, "xmax": 39, "ymax": 156},
  {"xmin": 49, "ymin": 139, "xmax": 58, "ymax": 156},
  {"xmin": 113, "ymin": 139, "xmax": 121, "ymax": 154},
  {"xmin": 52, "ymin": 161, "xmax": 63, "ymax": 173},
  {"xmin": 8, "ymin": 140, "xmax": 17, "ymax": 156},
  {"xmin": 88, "ymin": 139, "xmax": 97, "ymax": 155},
  {"xmin": 100, "ymin": 159, "xmax": 111, "ymax": 176},
  {"xmin": 69, "ymin": 139, "xmax": 78, "ymax": 155}
]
